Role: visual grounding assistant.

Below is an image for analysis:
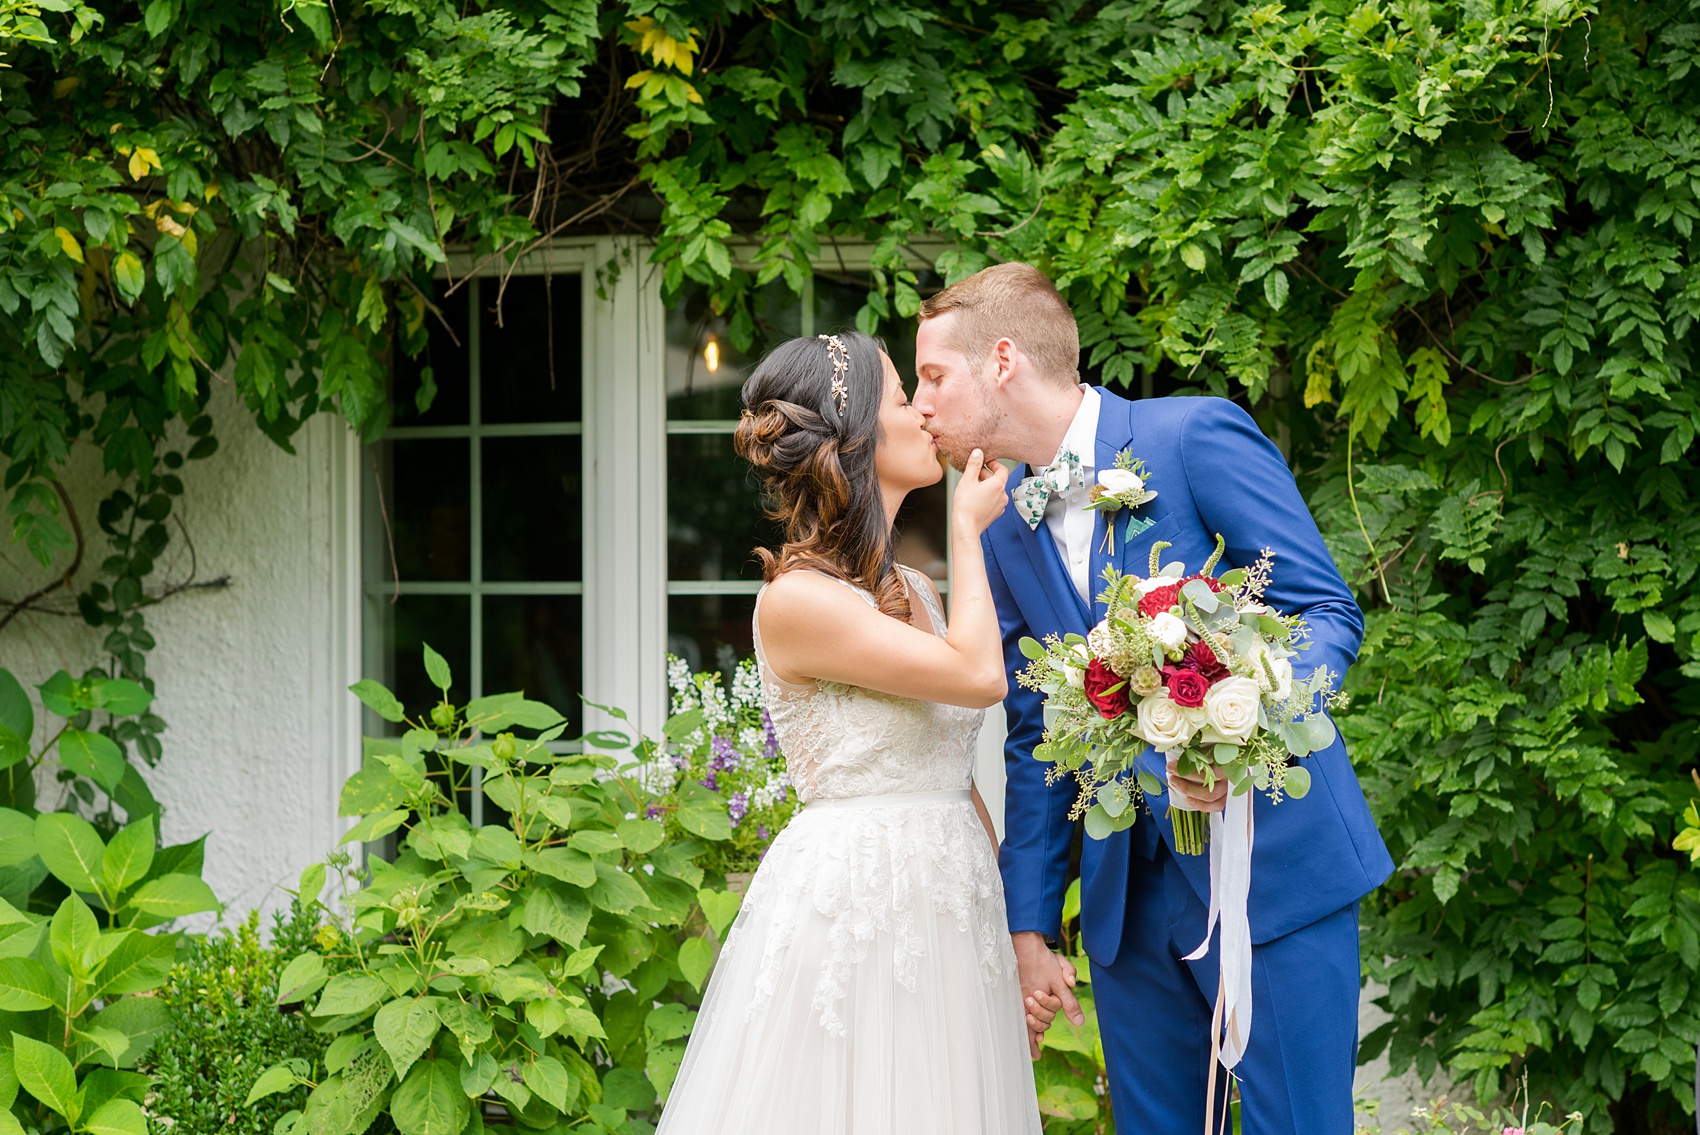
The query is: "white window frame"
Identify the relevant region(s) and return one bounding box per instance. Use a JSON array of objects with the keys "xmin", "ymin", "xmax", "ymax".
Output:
[{"xmin": 360, "ymin": 236, "xmax": 1006, "ymax": 835}]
